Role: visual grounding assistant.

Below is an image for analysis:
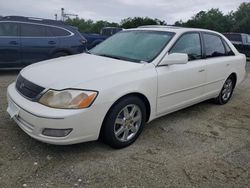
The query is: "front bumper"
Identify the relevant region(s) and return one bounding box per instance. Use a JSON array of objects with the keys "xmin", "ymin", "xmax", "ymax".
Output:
[{"xmin": 6, "ymin": 83, "xmax": 107, "ymax": 145}]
